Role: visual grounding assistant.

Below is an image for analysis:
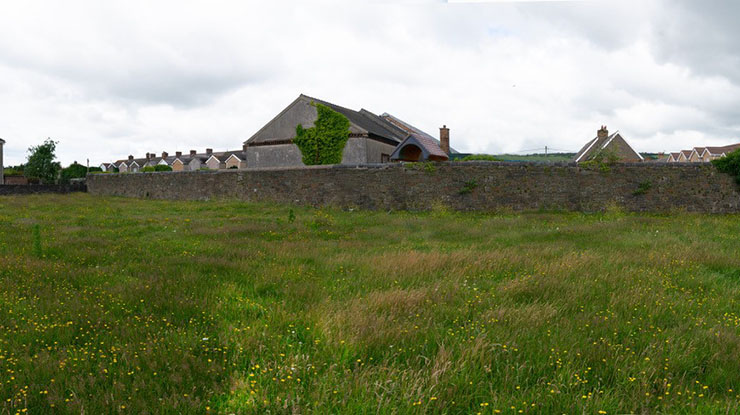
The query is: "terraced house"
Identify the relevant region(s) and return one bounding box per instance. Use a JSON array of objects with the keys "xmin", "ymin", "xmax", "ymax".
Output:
[{"xmin": 665, "ymin": 143, "xmax": 740, "ymax": 163}]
